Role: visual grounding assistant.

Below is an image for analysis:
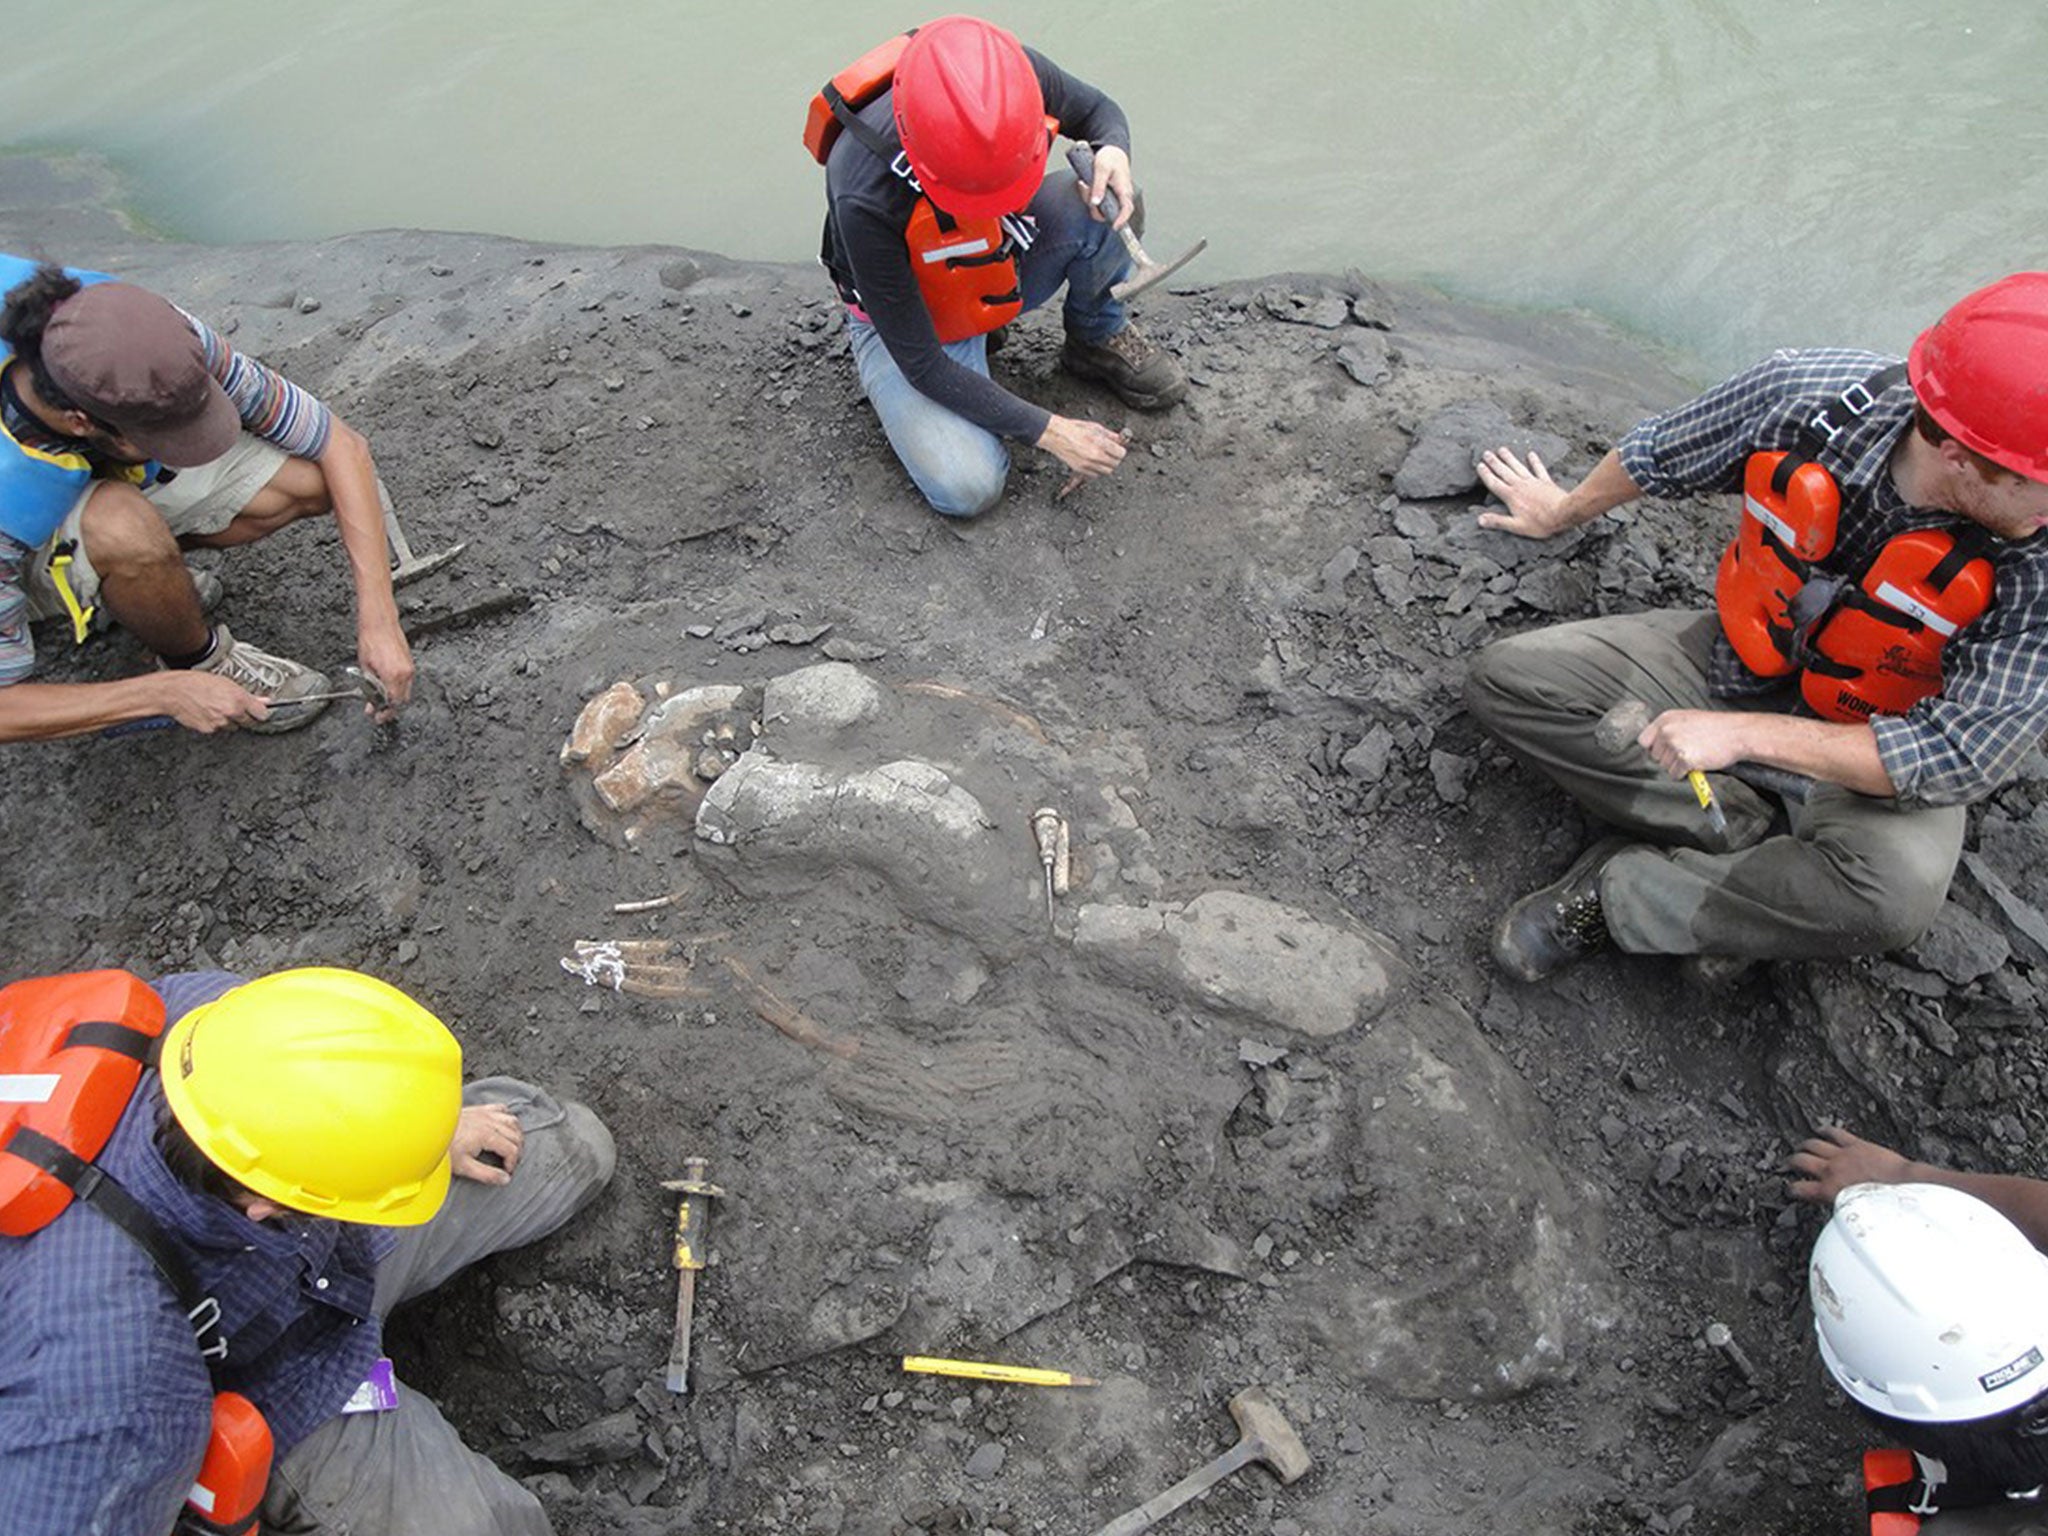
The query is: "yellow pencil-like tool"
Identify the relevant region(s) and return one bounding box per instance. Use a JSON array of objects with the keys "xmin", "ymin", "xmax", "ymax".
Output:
[{"xmin": 901, "ymin": 1355, "xmax": 1100, "ymax": 1388}]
